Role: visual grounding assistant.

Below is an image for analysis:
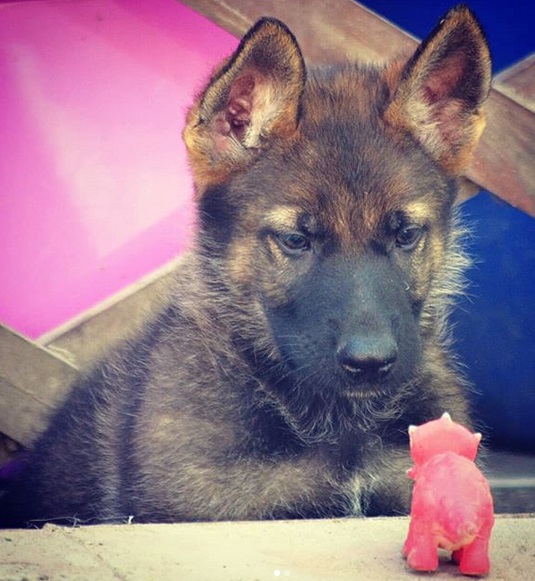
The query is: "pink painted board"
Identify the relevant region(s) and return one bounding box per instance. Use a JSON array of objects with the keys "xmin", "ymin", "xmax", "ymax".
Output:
[{"xmin": 0, "ymin": 0, "xmax": 238, "ymax": 338}]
